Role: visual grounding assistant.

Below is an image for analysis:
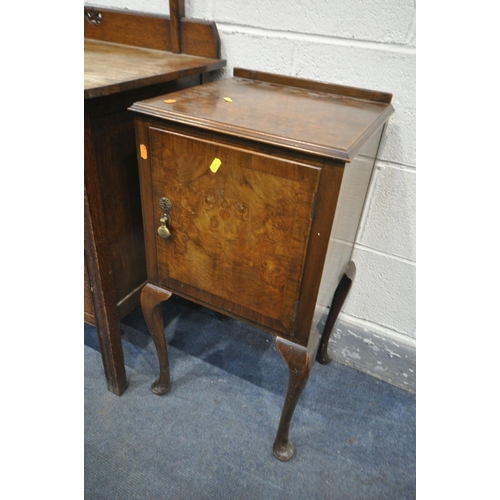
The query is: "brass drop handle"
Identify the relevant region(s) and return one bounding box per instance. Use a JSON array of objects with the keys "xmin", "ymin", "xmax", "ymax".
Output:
[{"xmin": 157, "ymin": 197, "xmax": 172, "ymax": 239}]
